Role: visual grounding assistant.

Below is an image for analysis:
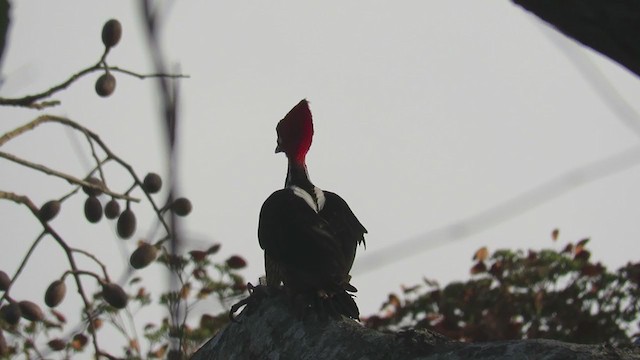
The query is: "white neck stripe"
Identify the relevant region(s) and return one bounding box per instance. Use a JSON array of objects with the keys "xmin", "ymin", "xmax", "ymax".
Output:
[{"xmin": 290, "ymin": 185, "xmax": 325, "ymax": 213}]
